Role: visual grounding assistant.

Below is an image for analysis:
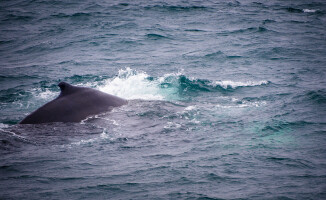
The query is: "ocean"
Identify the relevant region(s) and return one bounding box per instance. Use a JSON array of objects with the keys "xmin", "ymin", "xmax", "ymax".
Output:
[{"xmin": 1, "ymin": 0, "xmax": 326, "ymax": 199}]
